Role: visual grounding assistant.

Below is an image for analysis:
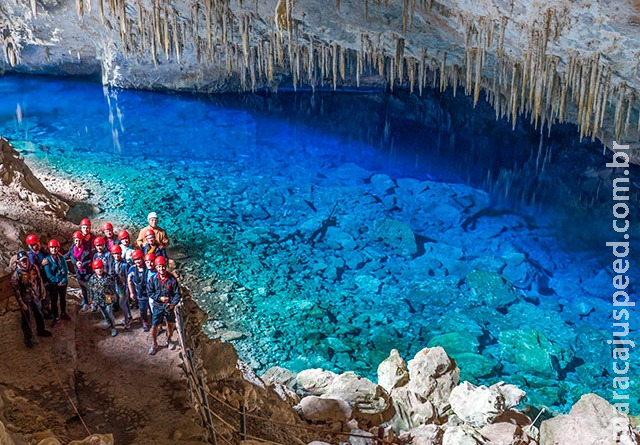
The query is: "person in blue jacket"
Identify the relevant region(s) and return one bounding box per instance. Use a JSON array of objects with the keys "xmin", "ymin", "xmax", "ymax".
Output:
[
  {"xmin": 147, "ymin": 256, "xmax": 181, "ymax": 355},
  {"xmin": 43, "ymin": 239, "xmax": 69, "ymax": 327}
]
